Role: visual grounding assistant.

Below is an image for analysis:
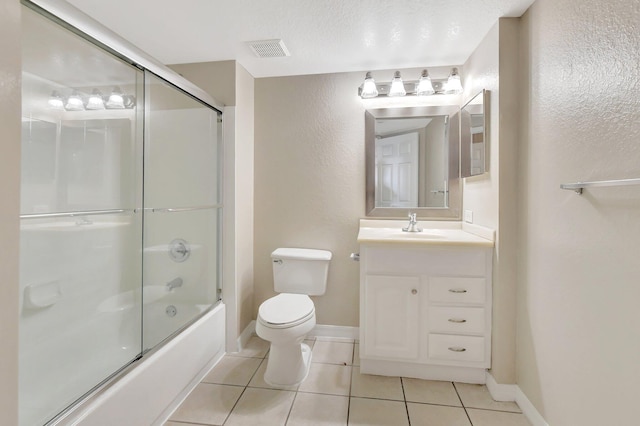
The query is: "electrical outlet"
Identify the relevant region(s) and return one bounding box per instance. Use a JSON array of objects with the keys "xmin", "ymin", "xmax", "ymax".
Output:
[{"xmin": 464, "ymin": 210, "xmax": 473, "ymax": 223}]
